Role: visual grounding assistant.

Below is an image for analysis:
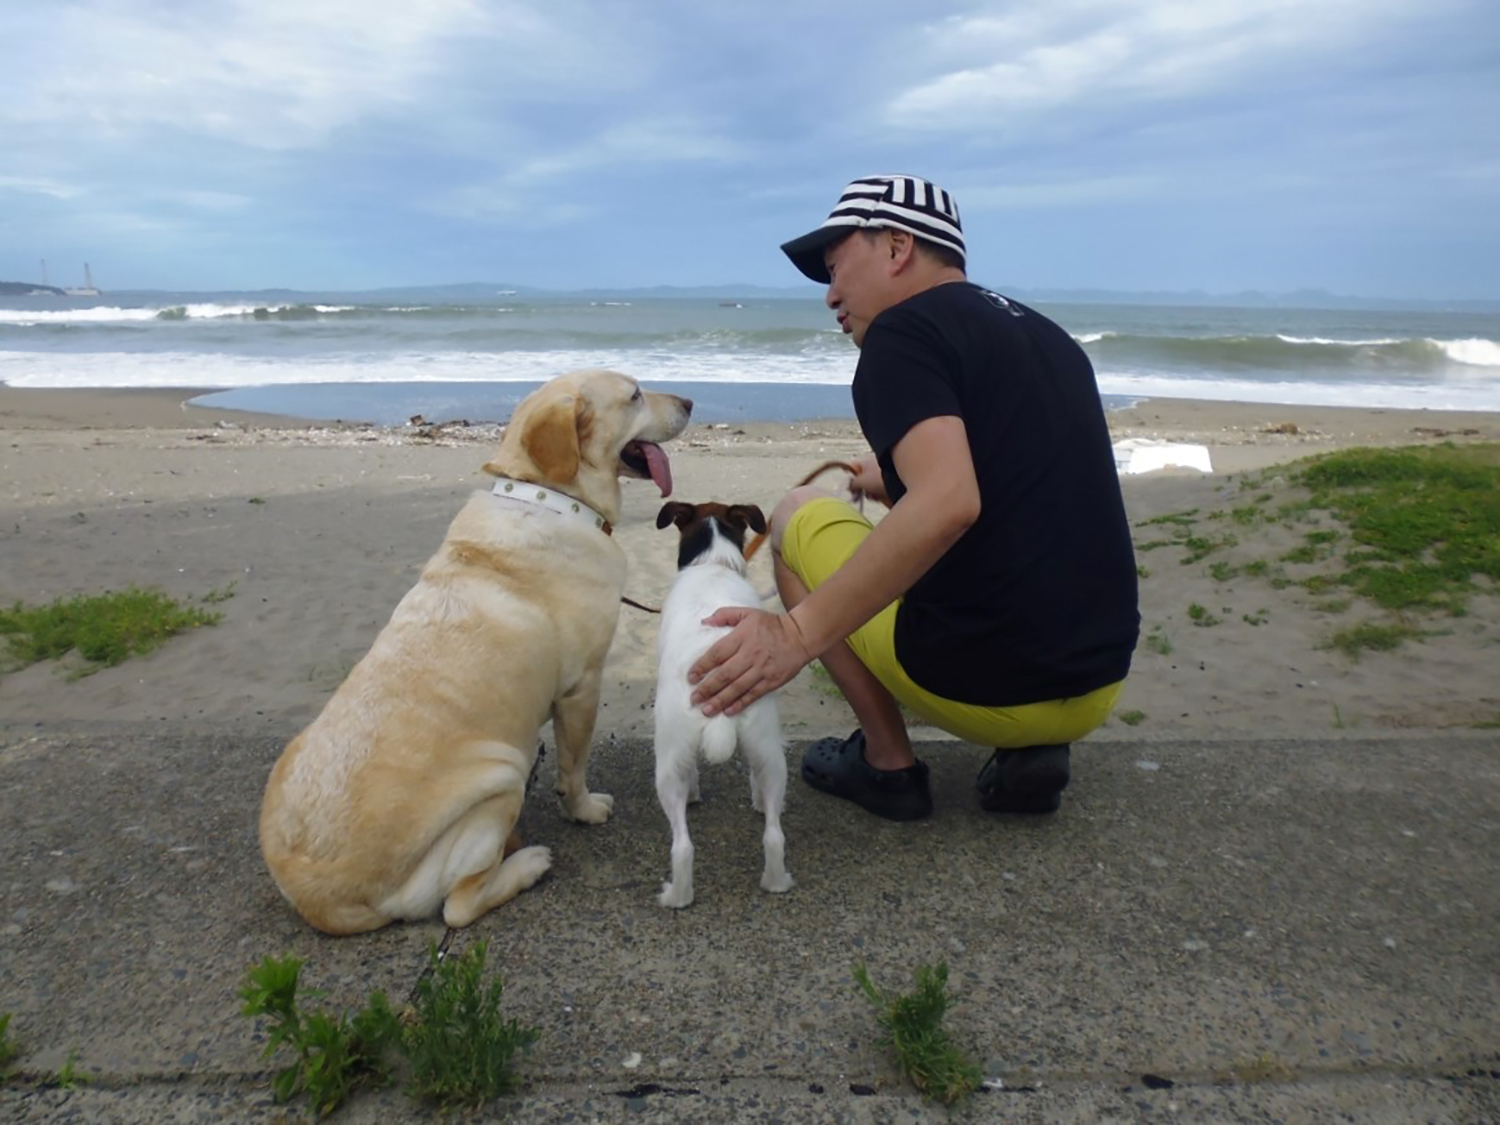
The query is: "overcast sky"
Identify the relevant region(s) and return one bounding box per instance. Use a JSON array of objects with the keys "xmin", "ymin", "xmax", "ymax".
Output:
[{"xmin": 2, "ymin": 0, "xmax": 1496, "ymax": 299}]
